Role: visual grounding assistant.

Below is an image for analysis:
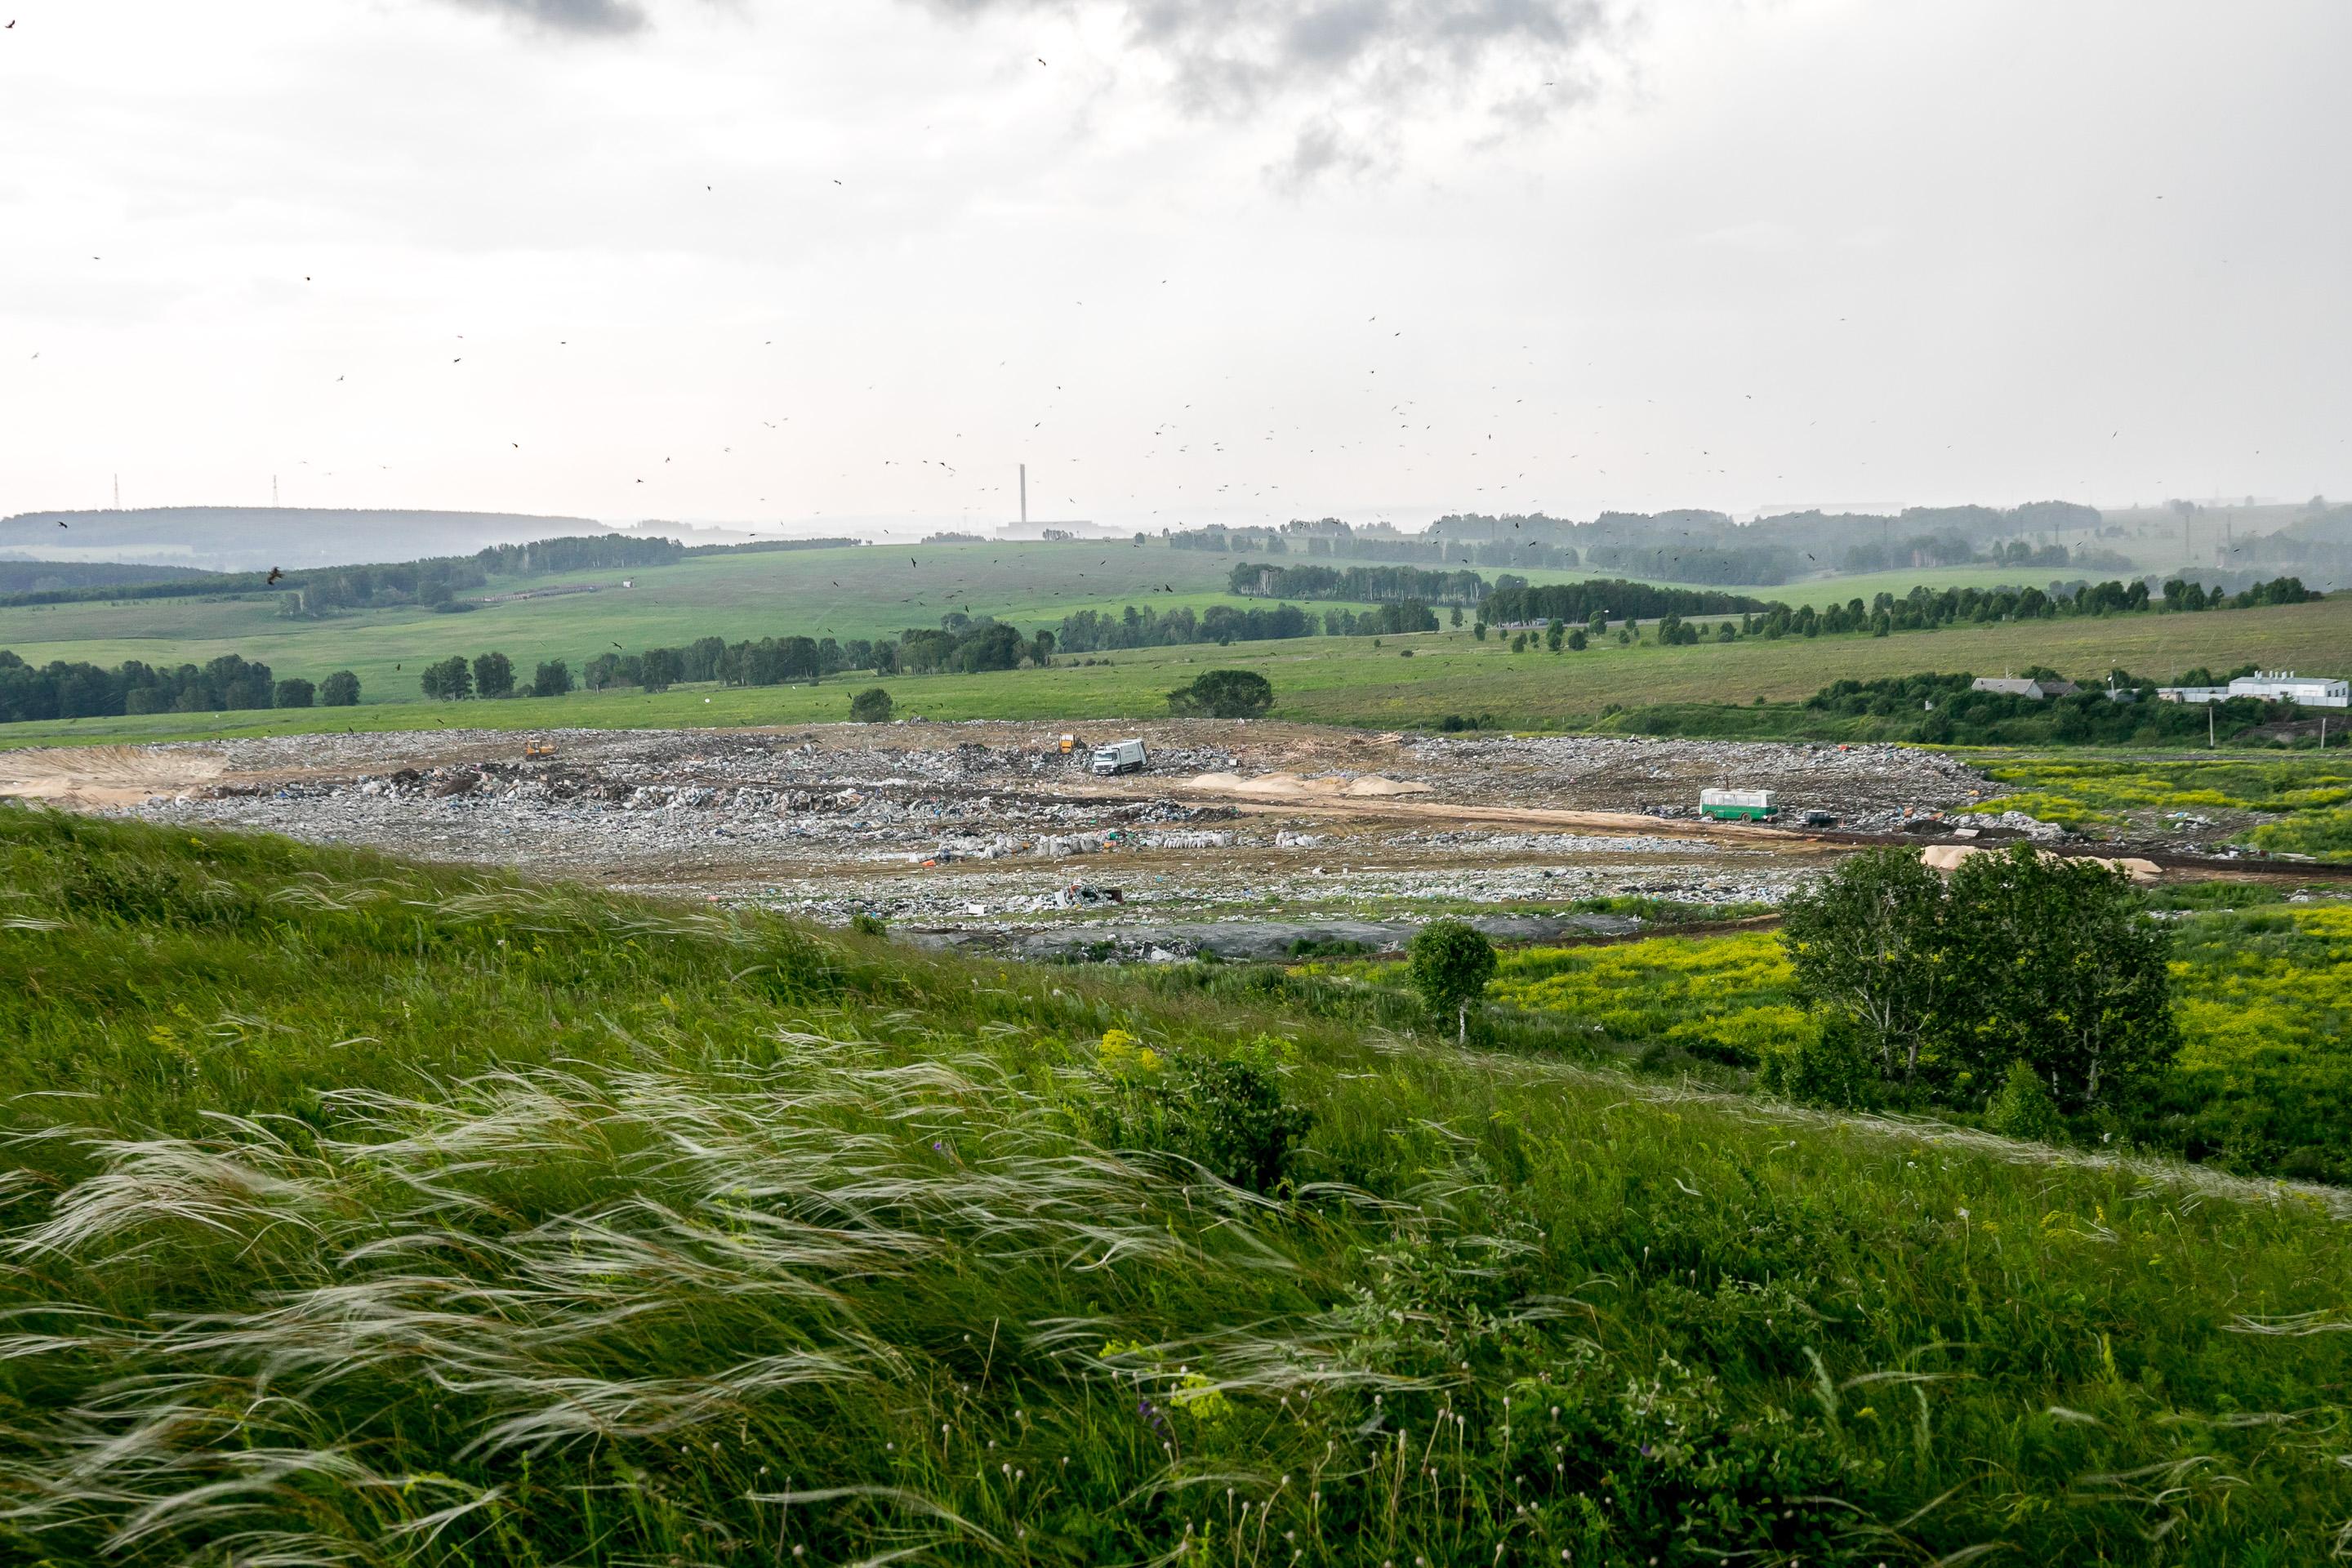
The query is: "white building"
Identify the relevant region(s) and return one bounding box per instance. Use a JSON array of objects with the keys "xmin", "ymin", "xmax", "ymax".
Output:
[
  {"xmin": 1971, "ymin": 677, "xmax": 2078, "ymax": 699},
  {"xmin": 2157, "ymin": 670, "xmax": 2349, "ymax": 707}
]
